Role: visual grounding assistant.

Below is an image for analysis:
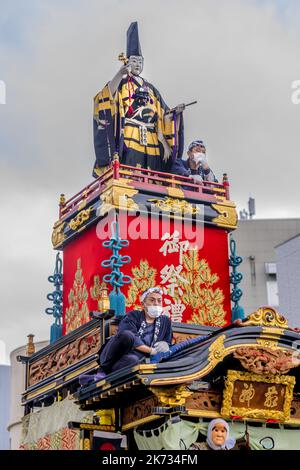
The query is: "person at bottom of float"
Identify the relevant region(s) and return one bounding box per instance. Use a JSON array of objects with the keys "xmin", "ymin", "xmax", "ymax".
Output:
[
  {"xmin": 79, "ymin": 287, "xmax": 172, "ymax": 385},
  {"xmin": 190, "ymin": 418, "xmax": 236, "ymax": 451}
]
